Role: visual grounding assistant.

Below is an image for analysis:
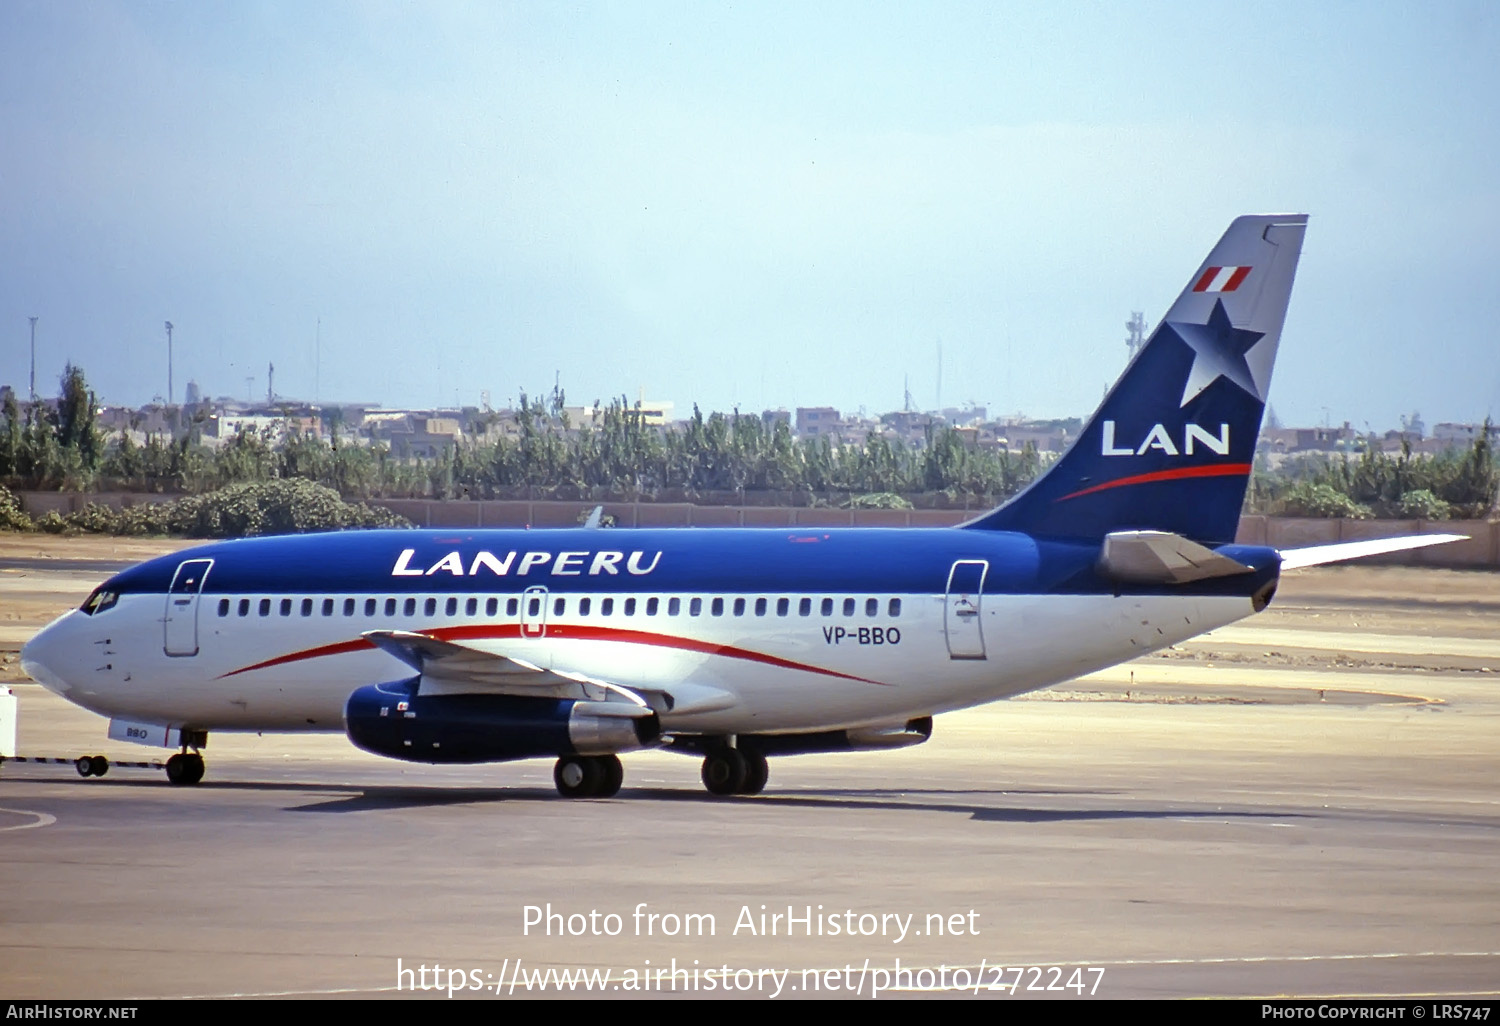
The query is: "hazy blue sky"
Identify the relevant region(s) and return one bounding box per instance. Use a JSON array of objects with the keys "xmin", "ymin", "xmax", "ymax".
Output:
[{"xmin": 3, "ymin": 1, "xmax": 1497, "ymax": 429}]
